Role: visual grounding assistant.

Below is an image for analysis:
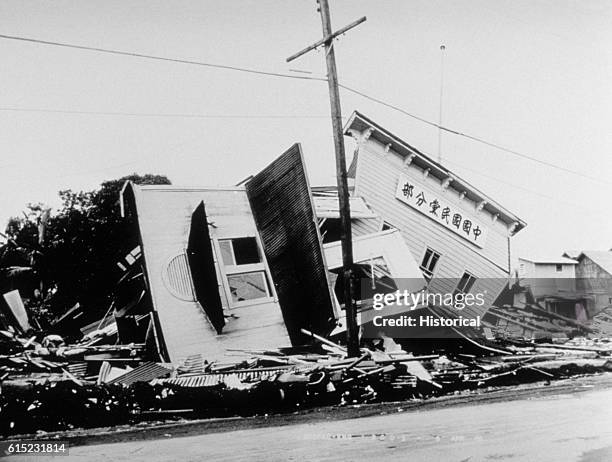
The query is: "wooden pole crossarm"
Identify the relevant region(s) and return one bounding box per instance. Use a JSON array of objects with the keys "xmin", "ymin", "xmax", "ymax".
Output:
[{"xmin": 286, "ymin": 16, "xmax": 366, "ymax": 63}]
